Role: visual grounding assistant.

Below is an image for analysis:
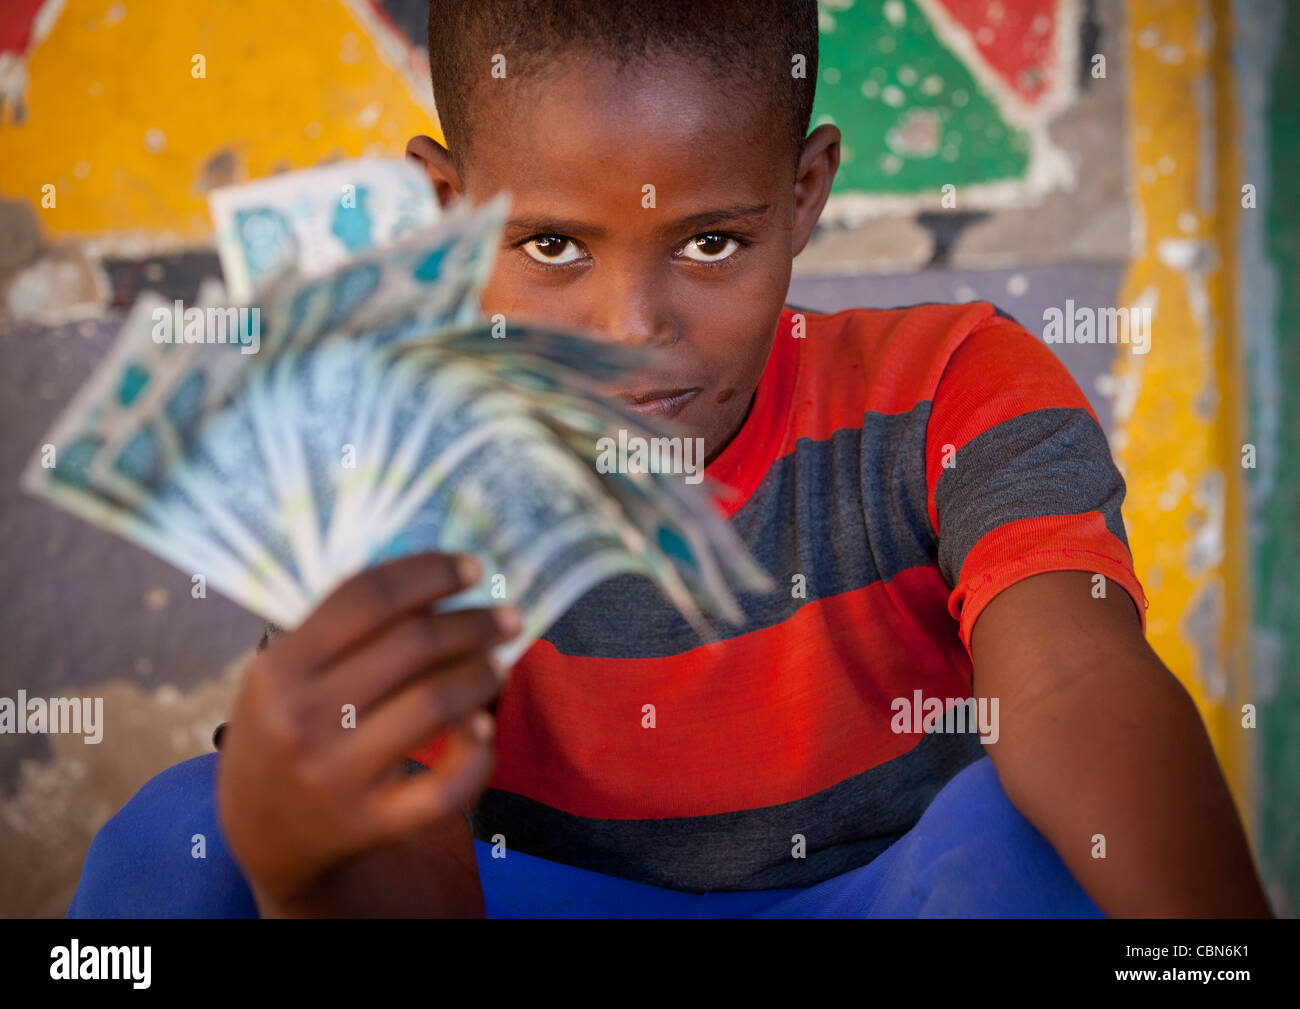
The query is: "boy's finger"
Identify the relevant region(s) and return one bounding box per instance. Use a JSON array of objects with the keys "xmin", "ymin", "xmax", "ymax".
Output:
[
  {"xmin": 362, "ymin": 715, "xmax": 496, "ymax": 841},
  {"xmin": 334, "ymin": 654, "xmax": 504, "ymax": 784},
  {"xmin": 315, "ymin": 604, "xmax": 519, "ymax": 714},
  {"xmin": 282, "ymin": 553, "xmax": 483, "ymax": 670}
]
